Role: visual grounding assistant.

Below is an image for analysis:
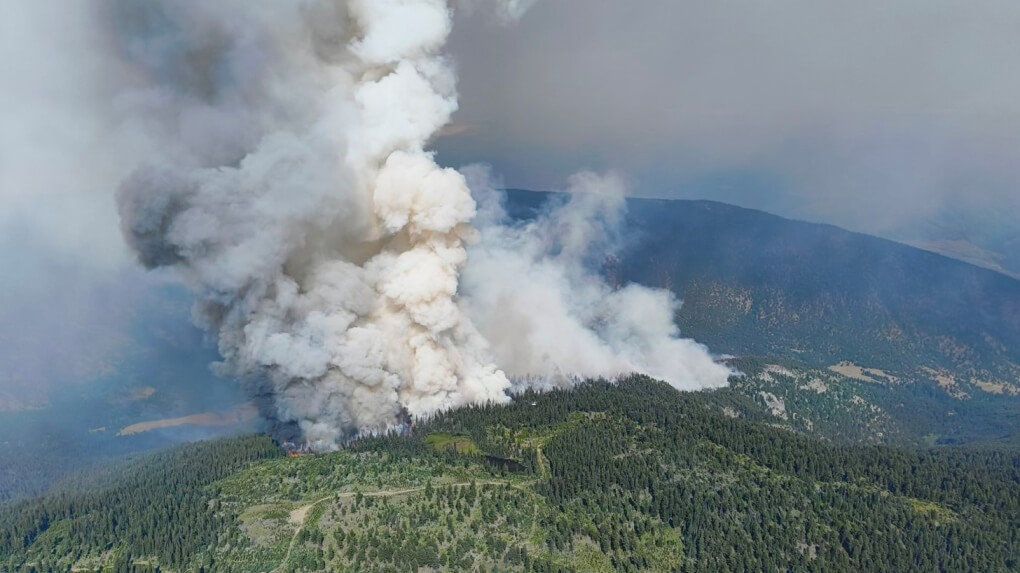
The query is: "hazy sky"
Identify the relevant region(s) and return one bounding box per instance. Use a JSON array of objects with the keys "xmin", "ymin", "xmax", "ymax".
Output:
[
  {"xmin": 441, "ymin": 0, "xmax": 1020, "ymax": 241},
  {"xmin": 4, "ymin": 0, "xmax": 1019, "ymax": 271}
]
